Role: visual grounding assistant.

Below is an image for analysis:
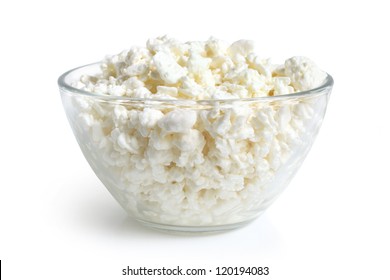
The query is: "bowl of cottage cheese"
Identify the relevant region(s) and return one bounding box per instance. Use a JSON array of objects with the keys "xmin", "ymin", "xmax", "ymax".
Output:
[{"xmin": 58, "ymin": 36, "xmax": 333, "ymax": 232}]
